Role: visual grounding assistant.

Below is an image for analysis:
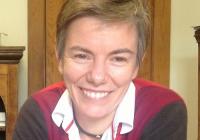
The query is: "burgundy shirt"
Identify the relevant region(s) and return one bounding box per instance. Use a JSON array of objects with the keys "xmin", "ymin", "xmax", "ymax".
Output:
[{"xmin": 13, "ymin": 79, "xmax": 187, "ymax": 140}]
